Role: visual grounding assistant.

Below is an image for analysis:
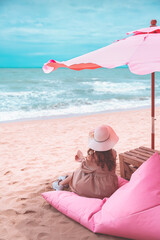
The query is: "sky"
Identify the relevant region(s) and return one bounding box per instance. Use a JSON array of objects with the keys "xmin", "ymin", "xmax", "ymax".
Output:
[{"xmin": 0, "ymin": 0, "xmax": 160, "ymax": 68}]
